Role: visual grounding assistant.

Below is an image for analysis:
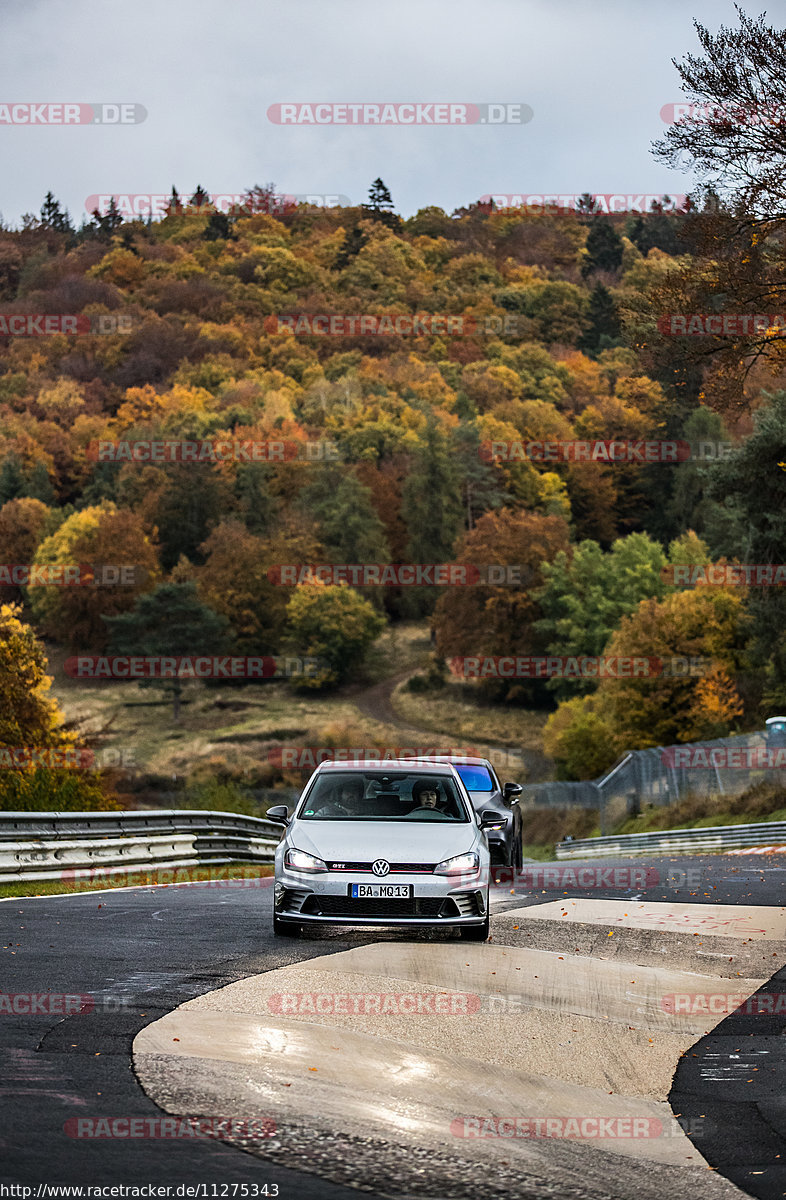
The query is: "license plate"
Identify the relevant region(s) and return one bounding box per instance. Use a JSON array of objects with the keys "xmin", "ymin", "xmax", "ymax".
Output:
[{"xmin": 351, "ymin": 884, "xmax": 412, "ymax": 899}]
